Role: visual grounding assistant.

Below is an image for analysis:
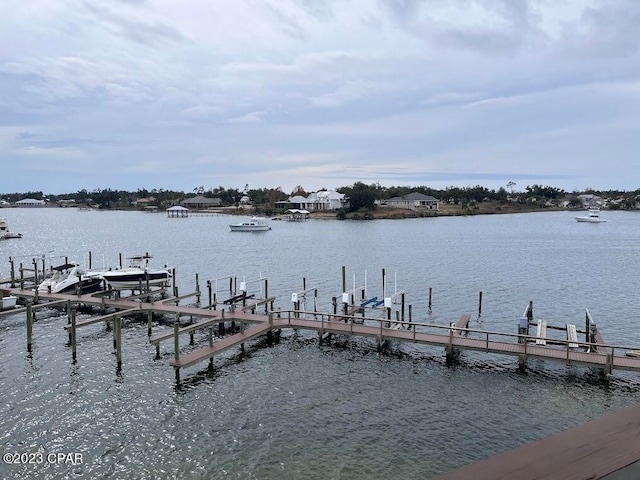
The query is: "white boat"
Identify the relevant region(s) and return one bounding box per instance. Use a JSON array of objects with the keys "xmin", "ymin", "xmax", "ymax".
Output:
[
  {"xmin": 99, "ymin": 254, "xmax": 172, "ymax": 290},
  {"xmin": 37, "ymin": 263, "xmax": 104, "ymax": 295},
  {"xmin": 0, "ymin": 217, "xmax": 22, "ymax": 239},
  {"xmin": 575, "ymin": 209, "xmax": 606, "ymax": 223},
  {"xmin": 1, "ymin": 290, "xmax": 18, "ymax": 310},
  {"xmin": 229, "ymin": 217, "xmax": 271, "ymax": 232}
]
